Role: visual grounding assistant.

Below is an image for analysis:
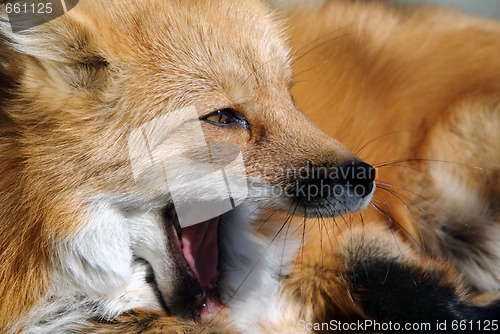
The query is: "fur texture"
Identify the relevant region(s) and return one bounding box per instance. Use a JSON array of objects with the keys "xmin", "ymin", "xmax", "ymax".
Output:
[
  {"xmin": 285, "ymin": 0, "xmax": 500, "ymax": 324},
  {"xmin": 1, "ymin": 0, "xmax": 499, "ymax": 333}
]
